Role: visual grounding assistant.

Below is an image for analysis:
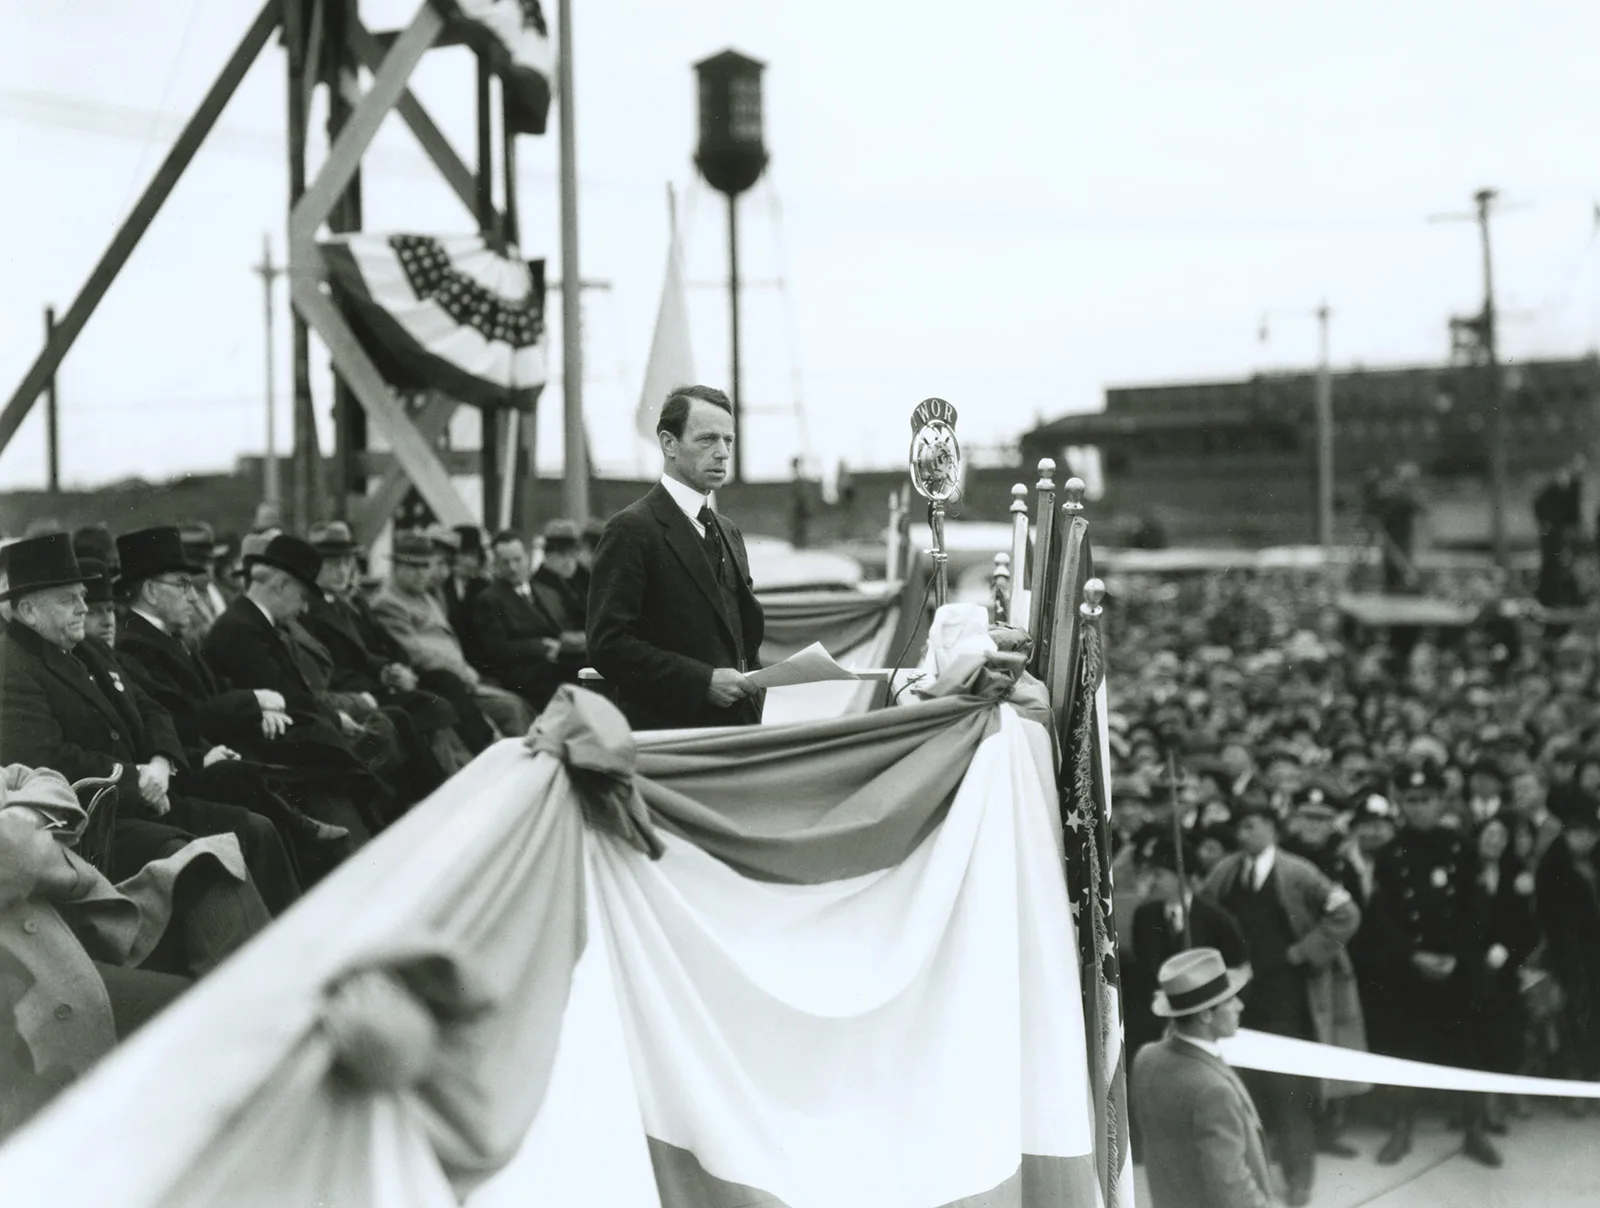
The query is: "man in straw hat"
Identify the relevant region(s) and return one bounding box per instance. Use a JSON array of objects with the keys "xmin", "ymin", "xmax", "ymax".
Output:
[{"xmin": 1132, "ymin": 947, "xmax": 1275, "ymax": 1208}]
